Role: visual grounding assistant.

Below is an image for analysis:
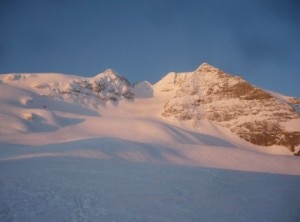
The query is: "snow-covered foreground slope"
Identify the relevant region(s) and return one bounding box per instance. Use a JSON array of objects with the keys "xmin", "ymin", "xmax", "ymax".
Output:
[
  {"xmin": 1, "ymin": 149, "xmax": 300, "ymax": 222},
  {"xmin": 1, "ymin": 69, "xmax": 300, "ymax": 221}
]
